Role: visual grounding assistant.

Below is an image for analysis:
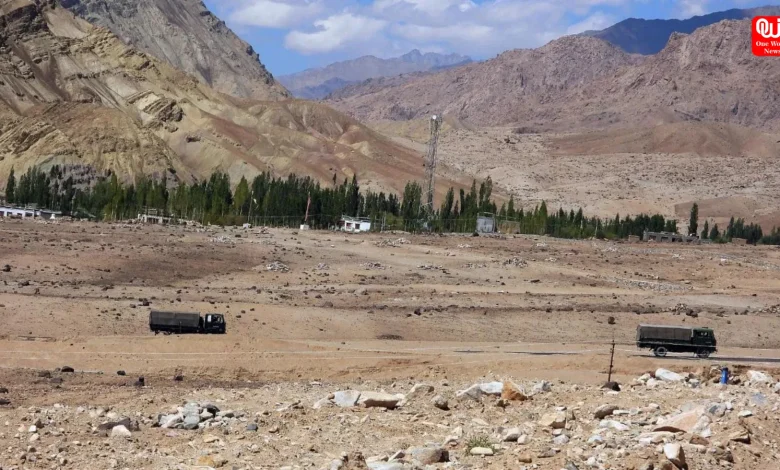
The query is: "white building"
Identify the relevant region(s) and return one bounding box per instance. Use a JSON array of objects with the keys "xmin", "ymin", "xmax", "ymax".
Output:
[
  {"xmin": 339, "ymin": 215, "xmax": 372, "ymax": 233},
  {"xmin": 0, "ymin": 206, "xmax": 61, "ymax": 220}
]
